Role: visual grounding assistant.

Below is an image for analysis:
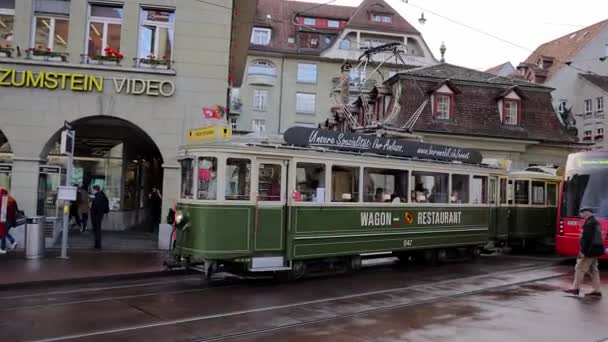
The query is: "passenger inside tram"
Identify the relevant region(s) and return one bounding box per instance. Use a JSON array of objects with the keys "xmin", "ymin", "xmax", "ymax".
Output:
[
  {"xmin": 197, "ymin": 157, "xmax": 217, "ymax": 200},
  {"xmin": 295, "ymin": 163, "xmax": 325, "ymax": 202},
  {"xmin": 363, "ymin": 168, "xmax": 408, "ymax": 203}
]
